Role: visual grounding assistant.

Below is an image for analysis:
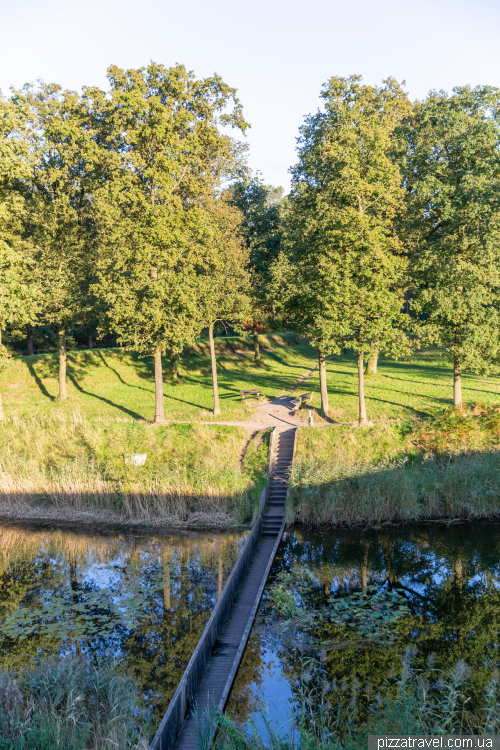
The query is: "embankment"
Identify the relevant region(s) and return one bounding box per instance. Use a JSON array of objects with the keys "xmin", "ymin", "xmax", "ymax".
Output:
[{"xmin": 287, "ymin": 405, "xmax": 500, "ymax": 526}]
